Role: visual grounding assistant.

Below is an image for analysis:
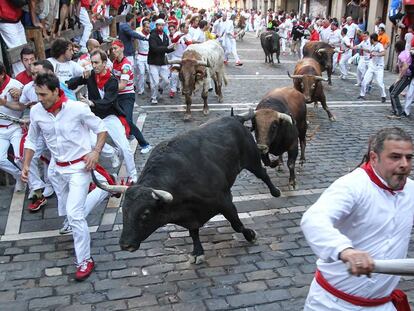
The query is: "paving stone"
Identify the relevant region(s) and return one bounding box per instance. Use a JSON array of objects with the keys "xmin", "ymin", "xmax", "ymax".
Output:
[
  {"xmin": 73, "ymin": 291, "xmax": 107, "ymax": 304},
  {"xmin": 165, "ymin": 270, "xmax": 198, "ymax": 282},
  {"xmin": 207, "ymin": 257, "xmax": 239, "ymax": 267},
  {"xmin": 171, "ymin": 301, "xmax": 207, "ymax": 311},
  {"xmin": 111, "ymin": 267, "xmax": 142, "ymax": 278},
  {"xmin": 95, "ymin": 300, "xmax": 127, "ymax": 311},
  {"xmin": 141, "ymin": 263, "xmax": 175, "ymax": 275},
  {"xmin": 0, "ymin": 300, "xmax": 28, "ymax": 311},
  {"xmin": 205, "ymin": 298, "xmax": 229, "ymax": 311},
  {"xmin": 246, "ymin": 269, "xmax": 279, "ymax": 281},
  {"xmin": 55, "ymin": 282, "xmax": 93, "ymax": 295},
  {"xmin": 226, "ymin": 292, "xmax": 268, "ymax": 308},
  {"xmin": 177, "ymin": 287, "xmax": 211, "ymax": 302},
  {"xmin": 16, "ymin": 287, "xmax": 53, "ymax": 301},
  {"xmin": 29, "ymin": 295, "xmax": 71, "ymax": 309},
  {"xmin": 106, "ymin": 286, "xmax": 142, "ymax": 300},
  {"xmin": 3, "ymin": 248, "xmax": 24, "ymax": 255},
  {"xmin": 236, "ymin": 280, "xmax": 269, "ymax": 293},
  {"xmin": 127, "ymin": 294, "xmax": 158, "ymax": 308},
  {"xmin": 264, "ymin": 288, "xmax": 292, "ymax": 302},
  {"xmin": 0, "ymin": 290, "xmax": 15, "ymax": 302},
  {"xmin": 59, "ymin": 303, "xmax": 92, "ymax": 311}
]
